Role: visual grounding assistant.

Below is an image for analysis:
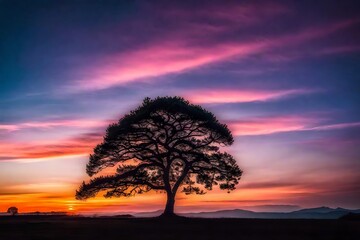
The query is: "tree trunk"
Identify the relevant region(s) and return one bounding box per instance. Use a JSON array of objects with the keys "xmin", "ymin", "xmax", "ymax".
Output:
[{"xmin": 162, "ymin": 191, "xmax": 176, "ymax": 217}]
